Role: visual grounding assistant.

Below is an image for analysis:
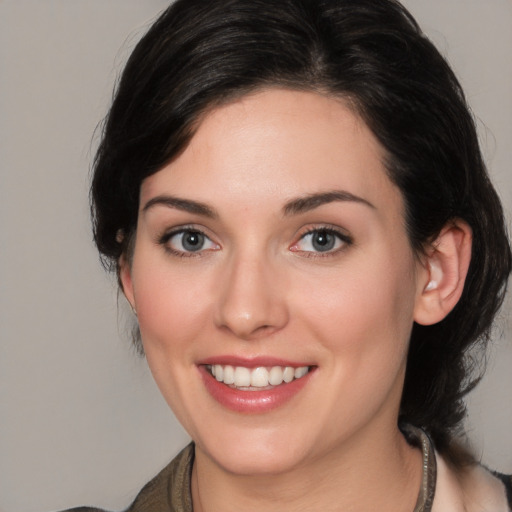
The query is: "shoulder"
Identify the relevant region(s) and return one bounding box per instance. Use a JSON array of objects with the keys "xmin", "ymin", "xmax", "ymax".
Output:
[
  {"xmin": 126, "ymin": 443, "xmax": 194, "ymax": 512},
  {"xmin": 59, "ymin": 444, "xmax": 194, "ymax": 512},
  {"xmin": 493, "ymin": 472, "xmax": 512, "ymax": 509},
  {"xmin": 64, "ymin": 445, "xmax": 195, "ymax": 512},
  {"xmin": 433, "ymin": 453, "xmax": 512, "ymax": 512}
]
